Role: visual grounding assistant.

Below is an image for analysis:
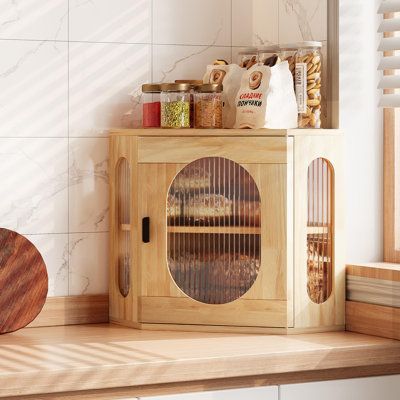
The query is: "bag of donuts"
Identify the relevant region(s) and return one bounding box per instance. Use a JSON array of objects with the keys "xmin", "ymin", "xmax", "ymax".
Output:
[
  {"xmin": 203, "ymin": 64, "xmax": 243, "ymax": 128},
  {"xmin": 234, "ymin": 62, "xmax": 298, "ymax": 129}
]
